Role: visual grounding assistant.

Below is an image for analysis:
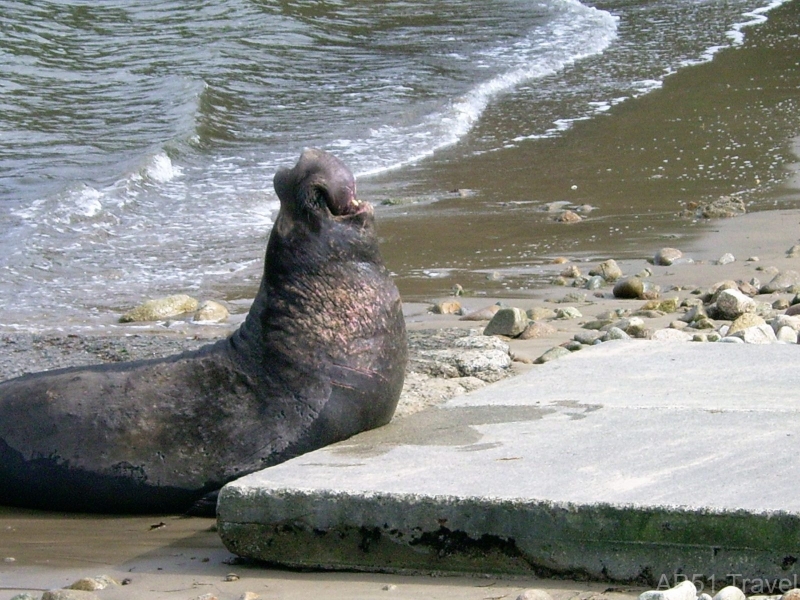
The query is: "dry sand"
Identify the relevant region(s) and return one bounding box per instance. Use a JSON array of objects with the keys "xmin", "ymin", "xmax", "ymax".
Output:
[{"xmin": 3, "ymin": 208, "xmax": 800, "ymax": 600}]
